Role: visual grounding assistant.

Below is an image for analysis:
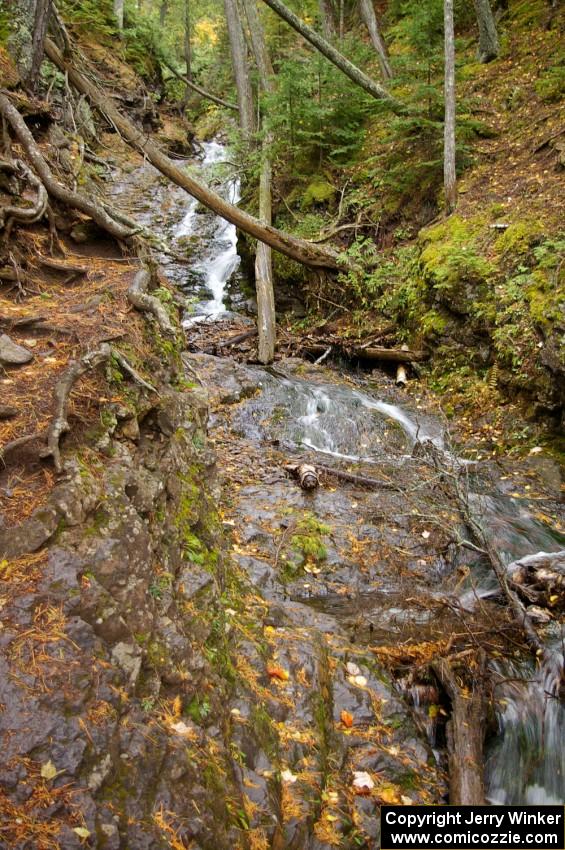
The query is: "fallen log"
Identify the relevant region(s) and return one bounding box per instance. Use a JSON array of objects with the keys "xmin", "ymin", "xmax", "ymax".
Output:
[
  {"xmin": 432, "ymin": 654, "xmax": 486, "ymax": 805},
  {"xmin": 302, "ymin": 340, "xmax": 427, "ymax": 364},
  {"xmin": 44, "ymin": 38, "xmax": 343, "ymax": 271},
  {"xmin": 285, "ymin": 463, "xmax": 320, "ymax": 489}
]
